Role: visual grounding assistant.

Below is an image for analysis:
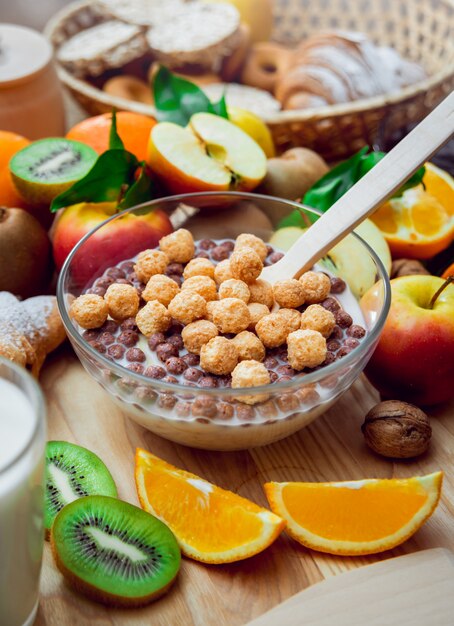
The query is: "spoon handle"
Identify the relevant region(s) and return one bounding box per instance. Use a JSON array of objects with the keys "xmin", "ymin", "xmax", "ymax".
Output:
[{"xmin": 264, "ymin": 91, "xmax": 454, "ymax": 281}]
